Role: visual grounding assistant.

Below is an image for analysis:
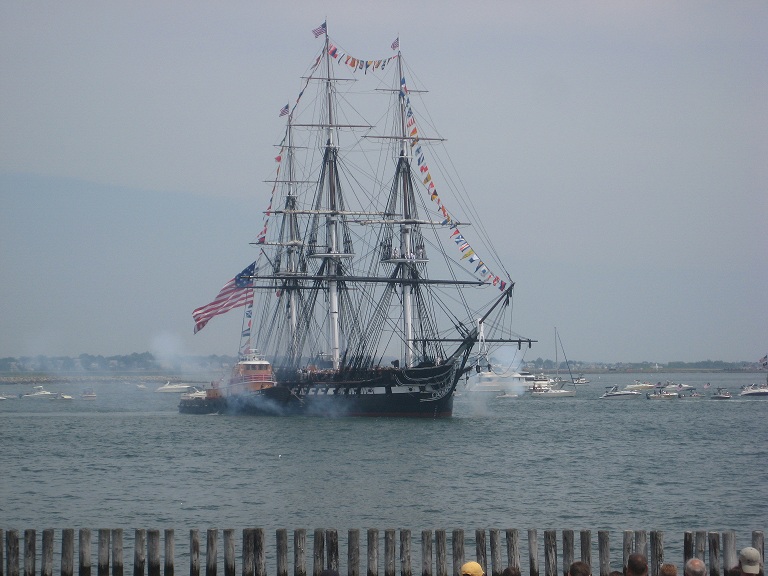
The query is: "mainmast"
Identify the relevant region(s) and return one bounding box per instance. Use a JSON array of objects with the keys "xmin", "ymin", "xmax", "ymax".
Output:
[
  {"xmin": 396, "ymin": 49, "xmax": 415, "ymax": 367},
  {"xmin": 285, "ymin": 115, "xmax": 299, "ymax": 357},
  {"xmin": 322, "ymin": 28, "xmax": 341, "ymax": 370}
]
